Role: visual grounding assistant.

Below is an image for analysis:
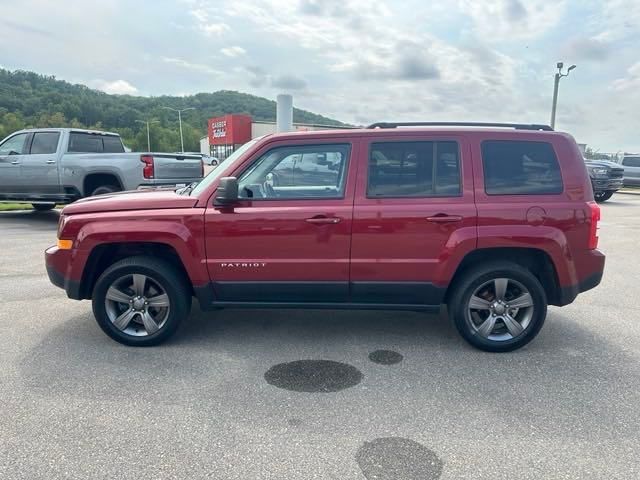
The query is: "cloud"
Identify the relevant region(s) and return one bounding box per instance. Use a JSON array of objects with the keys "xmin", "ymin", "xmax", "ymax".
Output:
[
  {"xmin": 162, "ymin": 57, "xmax": 222, "ymax": 76},
  {"xmin": 188, "ymin": 6, "xmax": 230, "ymax": 36},
  {"xmin": 562, "ymin": 37, "xmax": 611, "ymax": 61},
  {"xmin": 220, "ymin": 46, "xmax": 246, "ymax": 57},
  {"xmin": 271, "ymin": 74, "xmax": 307, "ymax": 90},
  {"xmin": 92, "ymin": 79, "xmax": 138, "ymax": 95},
  {"xmin": 612, "ymin": 62, "xmax": 640, "ymax": 91}
]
